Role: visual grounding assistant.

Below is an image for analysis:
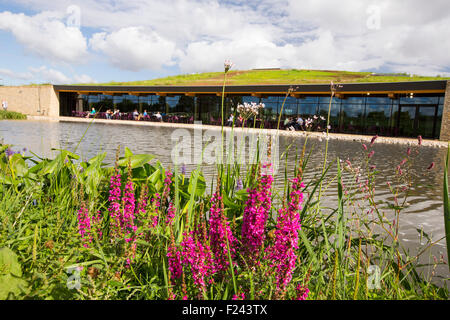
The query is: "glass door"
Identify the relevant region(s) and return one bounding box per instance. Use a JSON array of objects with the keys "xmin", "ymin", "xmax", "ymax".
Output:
[
  {"xmin": 396, "ymin": 105, "xmax": 438, "ymax": 138},
  {"xmin": 397, "ymin": 105, "xmax": 417, "ymax": 137},
  {"xmin": 417, "ymin": 106, "xmax": 438, "ymax": 139}
]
